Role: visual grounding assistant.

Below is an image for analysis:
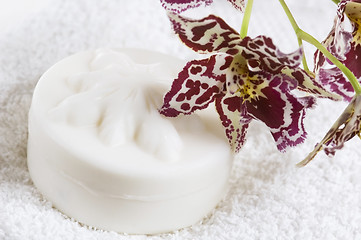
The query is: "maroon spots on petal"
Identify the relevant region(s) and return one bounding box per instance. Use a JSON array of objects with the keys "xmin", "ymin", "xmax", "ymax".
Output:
[
  {"xmin": 269, "ymin": 75, "xmax": 281, "ymax": 87},
  {"xmin": 248, "ymin": 59, "xmax": 260, "ymax": 68},
  {"xmin": 221, "ymin": 56, "xmax": 234, "ymax": 70},
  {"xmin": 161, "ymin": 0, "xmax": 214, "ymax": 14},
  {"xmin": 176, "ymin": 93, "xmax": 186, "ymax": 102},
  {"xmin": 201, "ymin": 83, "xmax": 209, "ymax": 89},
  {"xmin": 264, "ymin": 47, "xmax": 277, "ymax": 58},
  {"xmin": 291, "ymin": 69, "xmax": 306, "ymax": 85},
  {"xmin": 215, "ymin": 96, "xmax": 250, "ymax": 152},
  {"xmin": 159, "ymin": 106, "xmax": 181, "ymax": 117},
  {"xmin": 184, "ymin": 80, "xmax": 202, "ymax": 99},
  {"xmin": 254, "ymin": 39, "xmax": 264, "ymax": 46},
  {"xmin": 181, "ymin": 103, "xmax": 191, "ymax": 110},
  {"xmin": 267, "ymin": 58, "xmax": 281, "ymax": 72},
  {"xmin": 168, "ymin": 14, "xmax": 242, "ymax": 54},
  {"xmin": 241, "ymin": 51, "xmax": 255, "ymax": 59},
  {"xmin": 248, "ymin": 42, "xmax": 259, "ymax": 49},
  {"xmin": 223, "ymin": 96, "xmax": 242, "ymax": 112},
  {"xmin": 192, "ymin": 22, "xmax": 217, "ymax": 41},
  {"xmin": 226, "ymin": 0, "xmax": 246, "ymax": 12},
  {"xmin": 185, "ymin": 79, "xmax": 194, "ymax": 88},
  {"xmin": 264, "ymin": 37, "xmax": 277, "ymax": 50},
  {"xmin": 190, "ymin": 66, "xmax": 203, "ymax": 74},
  {"xmin": 226, "ymin": 48, "xmax": 239, "ymax": 55},
  {"xmin": 318, "ymin": 67, "xmax": 354, "ymax": 101},
  {"xmin": 160, "ymin": 55, "xmax": 228, "ymax": 117},
  {"xmin": 195, "ymin": 86, "xmax": 219, "ymax": 105}
]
